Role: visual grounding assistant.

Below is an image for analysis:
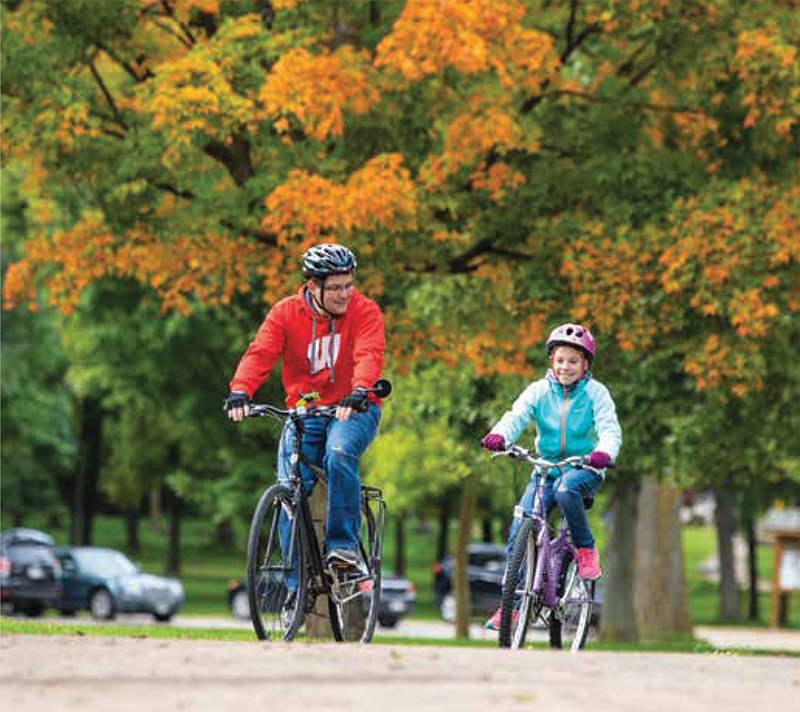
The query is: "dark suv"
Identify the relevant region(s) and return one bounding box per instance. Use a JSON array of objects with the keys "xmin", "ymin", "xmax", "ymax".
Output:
[
  {"xmin": 432, "ymin": 542, "xmax": 507, "ymax": 621},
  {"xmin": 0, "ymin": 528, "xmax": 62, "ymax": 616}
]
